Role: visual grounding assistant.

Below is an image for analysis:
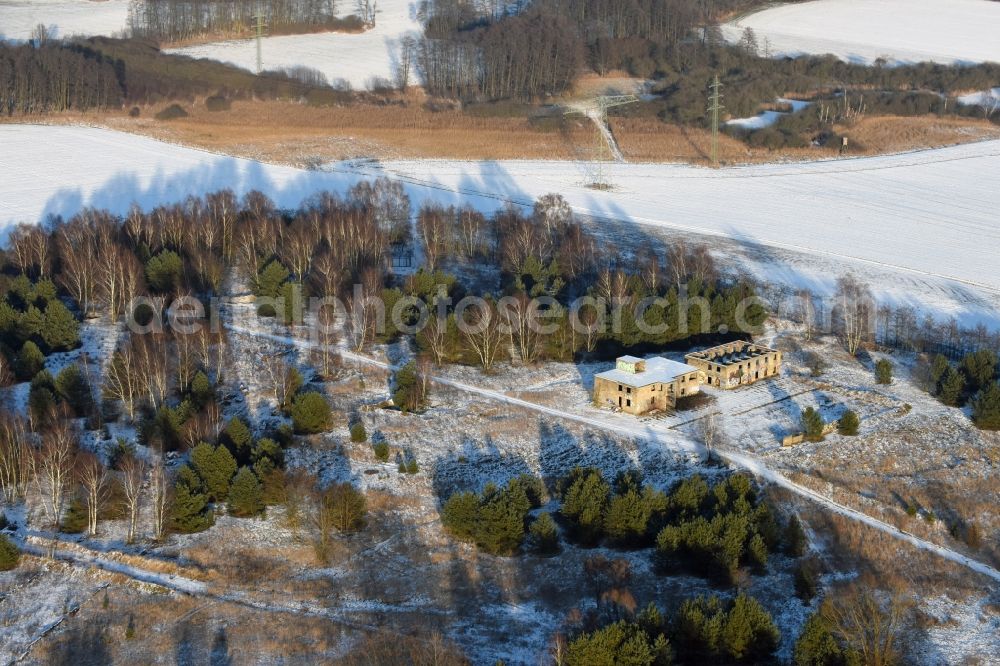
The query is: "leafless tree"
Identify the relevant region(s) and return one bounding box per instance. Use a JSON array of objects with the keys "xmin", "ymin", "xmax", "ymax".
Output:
[
  {"xmin": 104, "ymin": 343, "xmax": 145, "ymax": 421},
  {"xmin": 533, "ymin": 193, "xmax": 572, "ymax": 238},
  {"xmin": 500, "ymin": 292, "xmax": 541, "ymax": 365},
  {"xmin": 0, "ymin": 412, "xmax": 31, "ymax": 503},
  {"xmin": 417, "ymin": 205, "xmax": 451, "ymax": 272},
  {"xmin": 149, "ymin": 453, "xmax": 169, "ymax": 541},
  {"xmin": 796, "ymin": 289, "xmax": 816, "ymax": 340},
  {"xmin": 120, "ymin": 454, "xmax": 146, "ymax": 544},
  {"xmin": 823, "ymin": 589, "xmax": 911, "ymax": 666},
  {"xmin": 460, "ymin": 299, "xmax": 505, "ymax": 372},
  {"xmin": 834, "ymin": 275, "xmax": 874, "ymax": 355},
  {"xmin": 30, "ymin": 418, "xmax": 79, "ymax": 527},
  {"xmin": 977, "ymin": 90, "xmax": 1000, "ymax": 119},
  {"xmin": 78, "ymin": 451, "xmax": 109, "ymax": 536}
]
